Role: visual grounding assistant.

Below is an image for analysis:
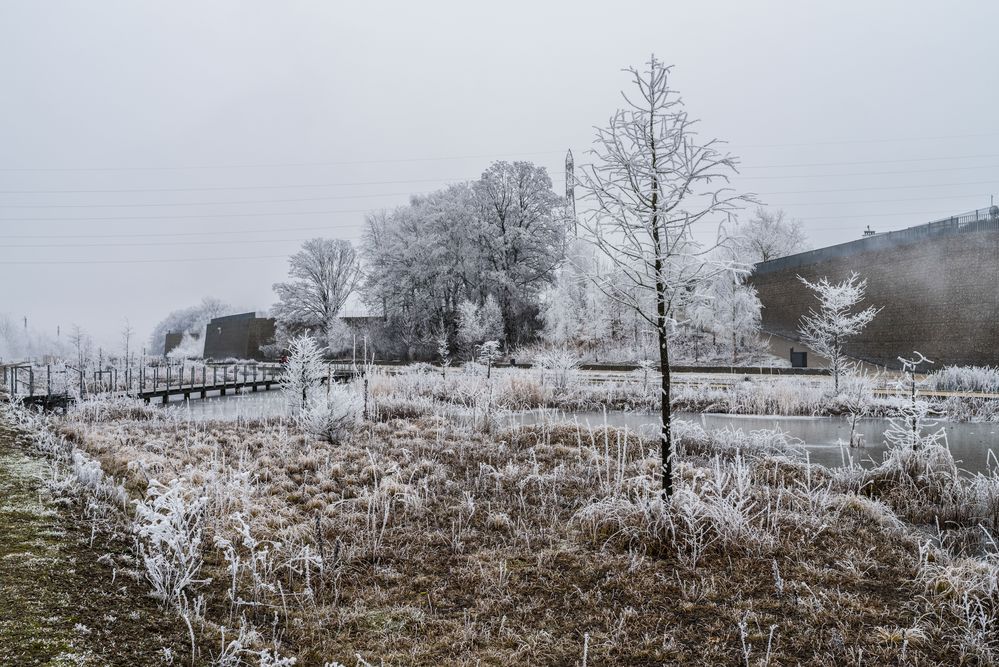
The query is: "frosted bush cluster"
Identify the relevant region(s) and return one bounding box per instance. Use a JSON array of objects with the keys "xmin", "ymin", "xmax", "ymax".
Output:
[
  {"xmin": 133, "ymin": 478, "xmax": 207, "ymax": 607},
  {"xmin": 534, "ymin": 347, "xmax": 580, "ymax": 393},
  {"xmin": 303, "ymin": 386, "xmax": 362, "ymax": 444}
]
